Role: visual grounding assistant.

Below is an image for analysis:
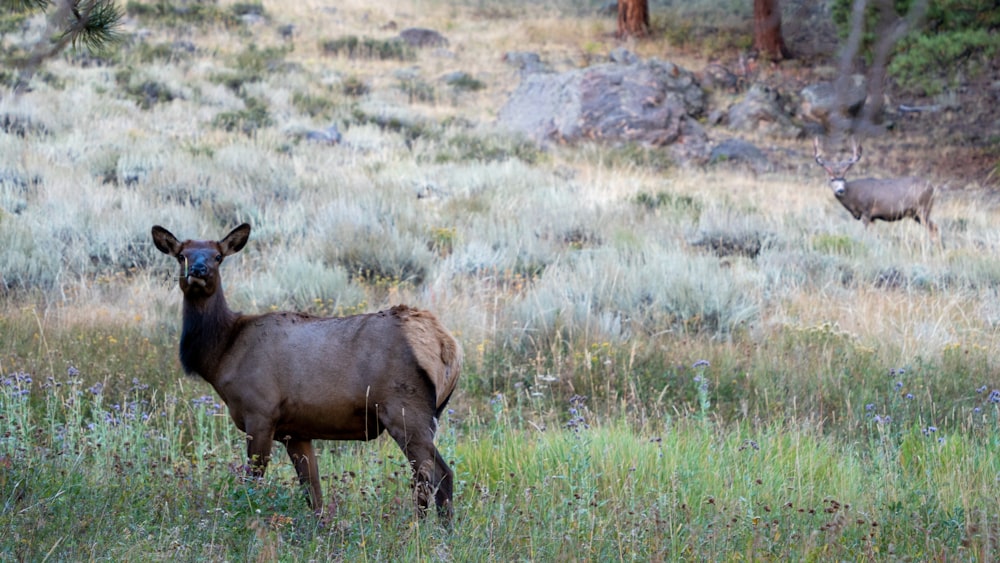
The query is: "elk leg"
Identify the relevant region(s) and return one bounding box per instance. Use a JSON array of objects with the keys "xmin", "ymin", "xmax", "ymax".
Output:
[
  {"xmin": 284, "ymin": 438, "xmax": 323, "ymax": 512},
  {"xmin": 245, "ymin": 423, "xmax": 275, "ymax": 482},
  {"xmin": 433, "ymin": 448, "xmax": 454, "ymax": 520},
  {"xmin": 382, "ymin": 413, "xmax": 451, "ymax": 519}
]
